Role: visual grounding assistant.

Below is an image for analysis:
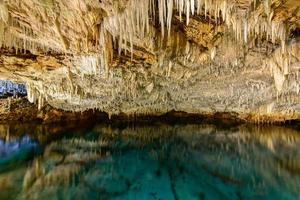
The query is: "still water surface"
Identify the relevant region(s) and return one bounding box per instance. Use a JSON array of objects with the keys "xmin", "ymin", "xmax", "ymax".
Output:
[{"xmin": 0, "ymin": 122, "xmax": 299, "ymax": 200}]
